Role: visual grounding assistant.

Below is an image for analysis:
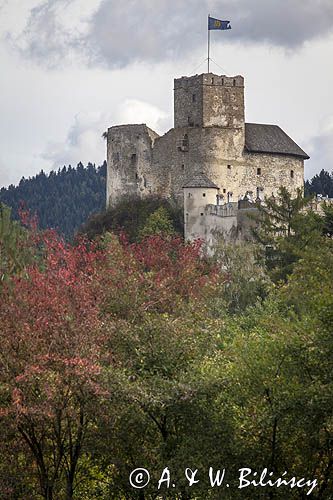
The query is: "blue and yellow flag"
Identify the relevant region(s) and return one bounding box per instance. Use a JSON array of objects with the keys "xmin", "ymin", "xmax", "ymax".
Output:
[{"xmin": 208, "ymin": 16, "xmax": 231, "ymax": 30}]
